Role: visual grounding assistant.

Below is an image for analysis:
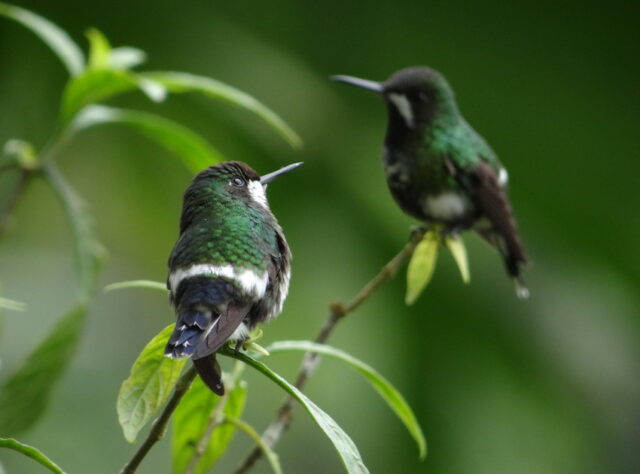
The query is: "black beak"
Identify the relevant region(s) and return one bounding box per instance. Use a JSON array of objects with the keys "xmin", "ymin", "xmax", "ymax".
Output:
[
  {"xmin": 330, "ymin": 75, "xmax": 383, "ymax": 94},
  {"xmin": 260, "ymin": 162, "xmax": 304, "ymax": 185}
]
